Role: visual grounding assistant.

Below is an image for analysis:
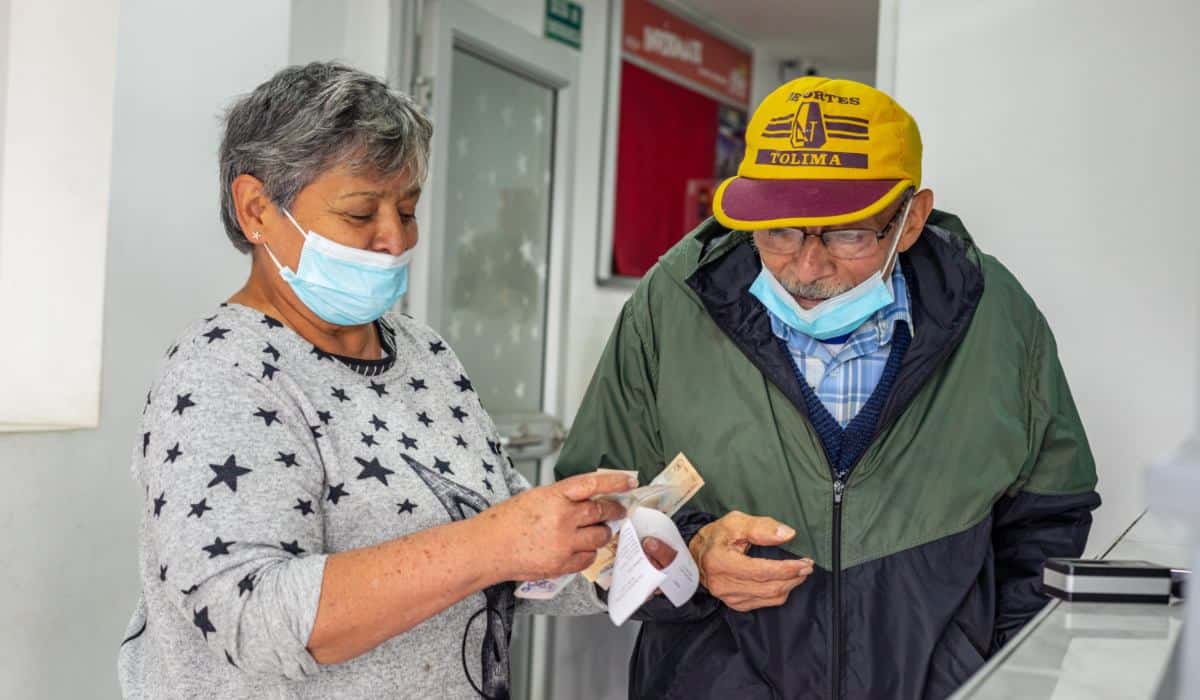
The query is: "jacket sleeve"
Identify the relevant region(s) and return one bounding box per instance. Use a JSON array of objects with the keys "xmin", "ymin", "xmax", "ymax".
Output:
[
  {"xmin": 138, "ymin": 358, "xmax": 328, "ymax": 679},
  {"xmin": 991, "ymin": 313, "xmax": 1101, "ymax": 652},
  {"xmin": 555, "ymin": 291, "xmax": 666, "ymax": 482}
]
